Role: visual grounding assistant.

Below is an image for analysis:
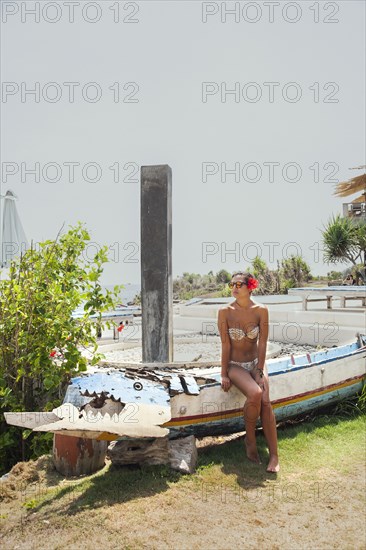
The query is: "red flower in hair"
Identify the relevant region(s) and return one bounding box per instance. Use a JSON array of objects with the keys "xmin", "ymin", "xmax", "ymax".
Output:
[{"xmin": 246, "ymin": 277, "xmax": 258, "ymax": 291}]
